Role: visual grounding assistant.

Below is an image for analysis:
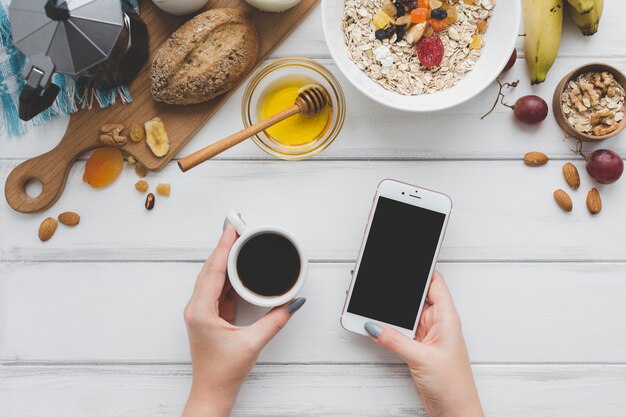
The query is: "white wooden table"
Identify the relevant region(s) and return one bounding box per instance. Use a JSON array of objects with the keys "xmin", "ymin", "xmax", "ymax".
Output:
[{"xmin": 2, "ymin": 5, "xmax": 626, "ymax": 416}]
